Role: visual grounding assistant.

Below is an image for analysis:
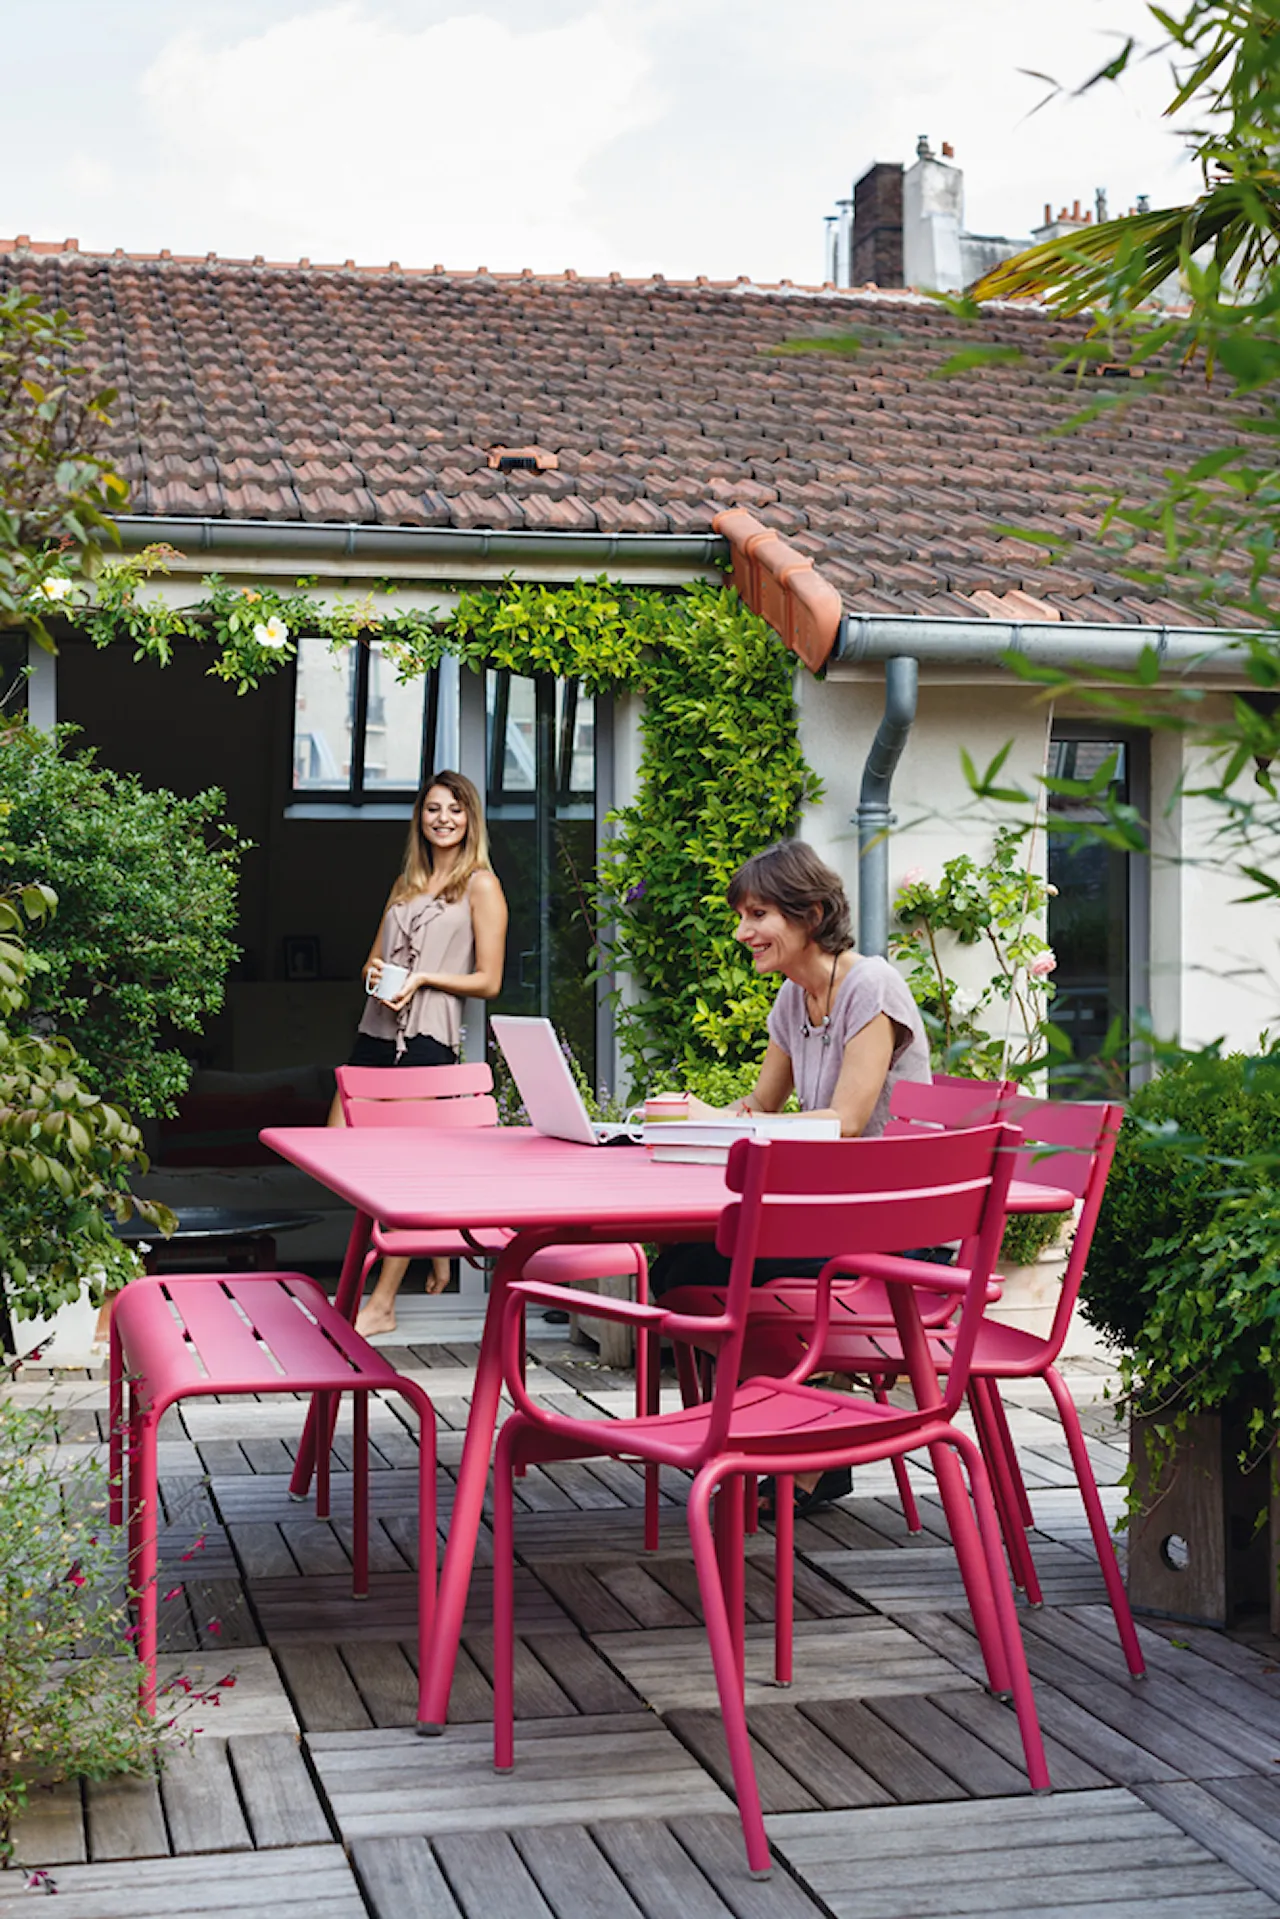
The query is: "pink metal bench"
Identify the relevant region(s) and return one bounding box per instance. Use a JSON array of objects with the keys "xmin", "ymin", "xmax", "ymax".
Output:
[{"xmin": 108, "ymin": 1271, "xmax": 436, "ymax": 1714}]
